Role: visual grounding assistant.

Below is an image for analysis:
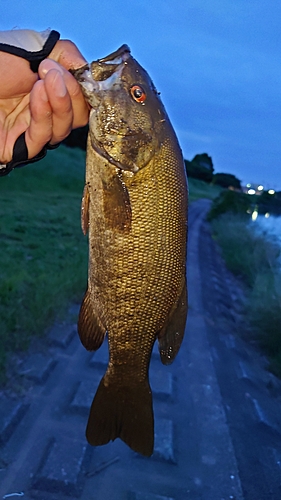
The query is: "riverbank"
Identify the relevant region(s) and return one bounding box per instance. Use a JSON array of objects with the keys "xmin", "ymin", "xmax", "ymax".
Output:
[
  {"xmin": 0, "ymin": 146, "xmax": 87, "ymax": 377},
  {"xmin": 211, "ymin": 213, "xmax": 281, "ymax": 376}
]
